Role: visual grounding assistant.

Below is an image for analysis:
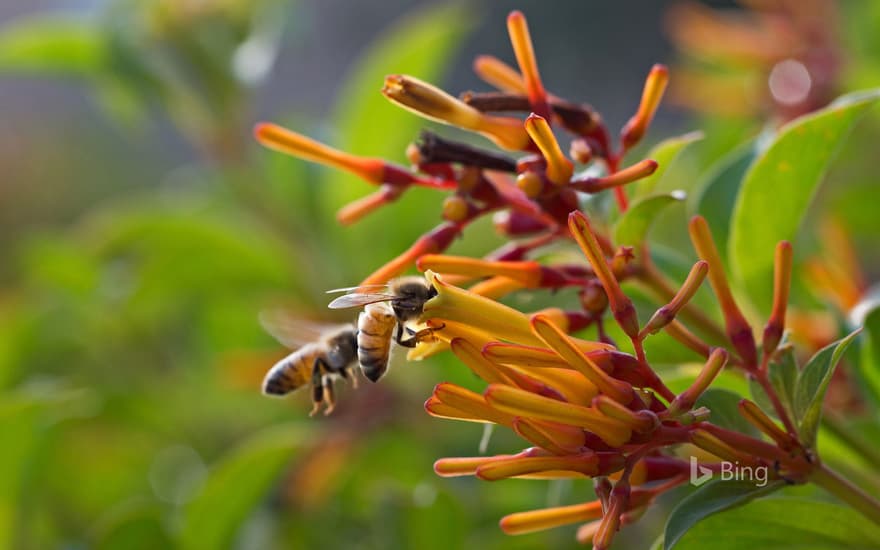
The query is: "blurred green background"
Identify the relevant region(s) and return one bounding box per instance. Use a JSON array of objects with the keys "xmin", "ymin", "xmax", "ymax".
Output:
[{"xmin": 2, "ymin": 1, "xmax": 880, "ymax": 549}]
